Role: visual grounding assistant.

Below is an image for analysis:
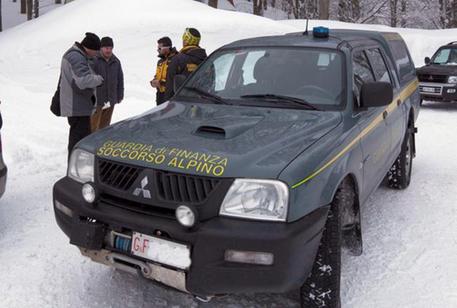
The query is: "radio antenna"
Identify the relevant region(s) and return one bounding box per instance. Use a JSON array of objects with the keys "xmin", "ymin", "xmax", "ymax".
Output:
[{"xmin": 304, "ymin": 18, "xmax": 309, "ymax": 35}]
